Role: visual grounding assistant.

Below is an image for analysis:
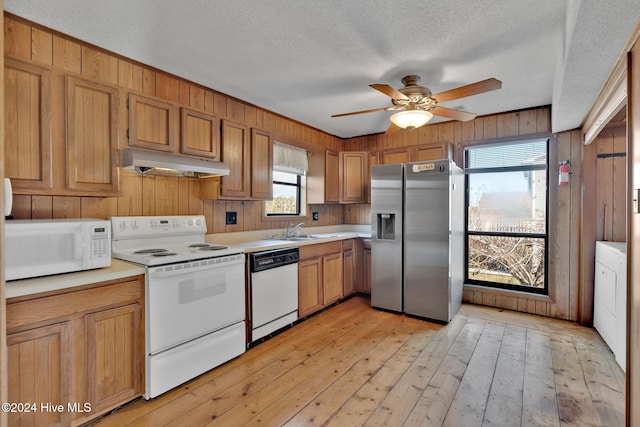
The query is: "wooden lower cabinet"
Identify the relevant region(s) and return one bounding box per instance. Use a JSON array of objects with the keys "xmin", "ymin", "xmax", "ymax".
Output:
[
  {"xmin": 85, "ymin": 303, "xmax": 143, "ymax": 415},
  {"xmin": 6, "ymin": 275, "xmax": 144, "ymax": 426},
  {"xmin": 342, "ymin": 239, "xmax": 355, "ymax": 296},
  {"xmin": 323, "ymin": 252, "xmax": 343, "ymax": 305},
  {"xmin": 362, "ymin": 240, "xmax": 372, "ymax": 294},
  {"xmin": 298, "ymin": 241, "xmax": 344, "ymax": 317},
  {"xmin": 7, "ymin": 322, "xmax": 72, "ymax": 426},
  {"xmin": 298, "ymin": 257, "xmax": 324, "ymax": 317}
]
